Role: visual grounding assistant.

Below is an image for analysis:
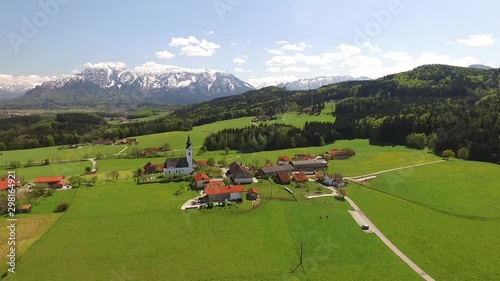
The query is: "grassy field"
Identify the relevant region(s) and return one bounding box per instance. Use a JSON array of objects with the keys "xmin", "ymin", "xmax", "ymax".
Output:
[
  {"xmin": 5, "ymin": 161, "xmax": 90, "ymax": 182},
  {"xmin": 0, "ymin": 145, "xmax": 124, "ymax": 165},
  {"xmin": 7, "ymin": 180, "xmax": 421, "ymax": 281},
  {"xmin": 348, "ymin": 160, "xmax": 500, "ymax": 281}
]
